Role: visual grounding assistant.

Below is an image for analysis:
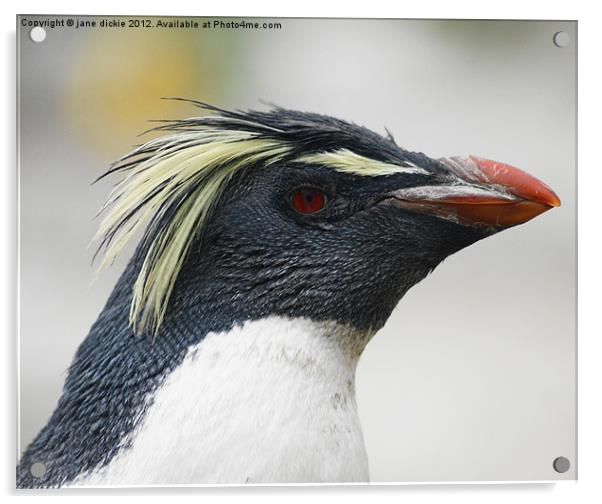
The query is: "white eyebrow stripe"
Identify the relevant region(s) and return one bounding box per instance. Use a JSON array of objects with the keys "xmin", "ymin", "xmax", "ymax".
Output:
[{"xmin": 297, "ymin": 149, "xmax": 429, "ymax": 176}]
